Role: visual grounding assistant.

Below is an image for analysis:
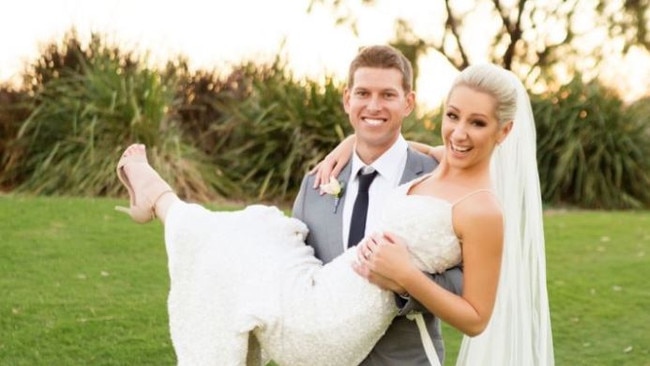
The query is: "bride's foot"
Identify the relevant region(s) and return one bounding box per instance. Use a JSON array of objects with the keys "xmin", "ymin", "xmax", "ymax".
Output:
[{"xmin": 115, "ymin": 144, "xmax": 175, "ymax": 223}]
